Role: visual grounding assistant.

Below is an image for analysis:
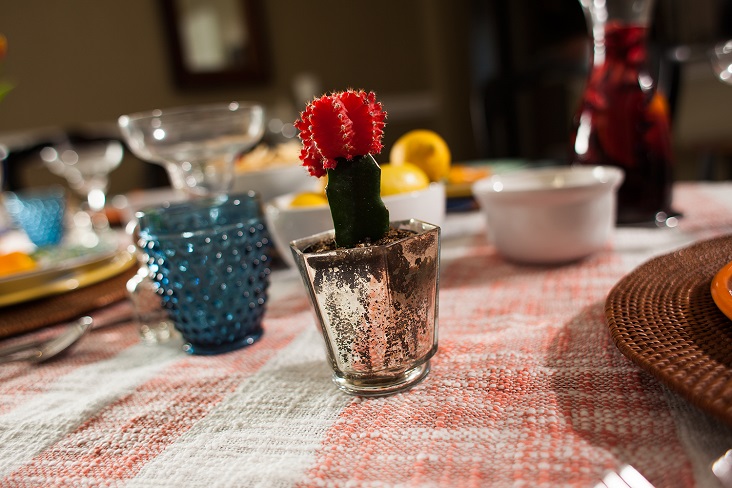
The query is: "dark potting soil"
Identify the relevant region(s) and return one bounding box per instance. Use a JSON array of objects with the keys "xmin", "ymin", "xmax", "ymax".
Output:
[{"xmin": 304, "ymin": 228, "xmax": 416, "ymax": 254}]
